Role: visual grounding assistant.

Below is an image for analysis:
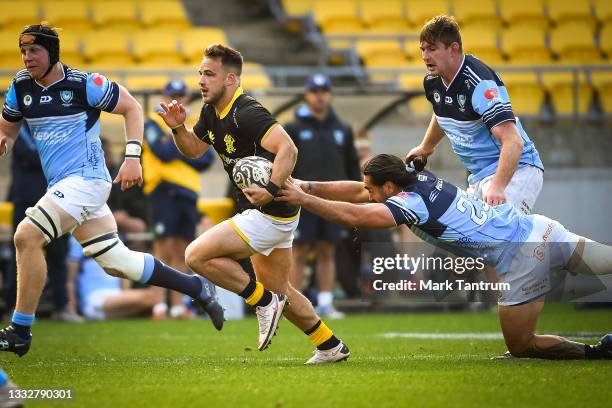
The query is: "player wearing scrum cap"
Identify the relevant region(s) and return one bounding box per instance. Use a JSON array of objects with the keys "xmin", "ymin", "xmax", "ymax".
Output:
[
  {"xmin": 0, "ymin": 24, "xmax": 224, "ymax": 357},
  {"xmin": 158, "ymin": 44, "xmax": 349, "ymax": 364}
]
